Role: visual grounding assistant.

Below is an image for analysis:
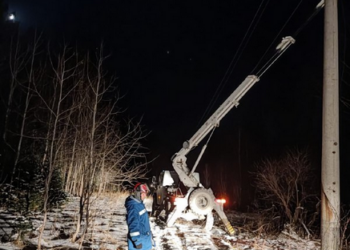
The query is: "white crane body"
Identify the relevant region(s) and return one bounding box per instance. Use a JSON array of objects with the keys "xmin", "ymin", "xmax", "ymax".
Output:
[{"xmin": 150, "ymin": 36, "xmax": 296, "ymax": 235}]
